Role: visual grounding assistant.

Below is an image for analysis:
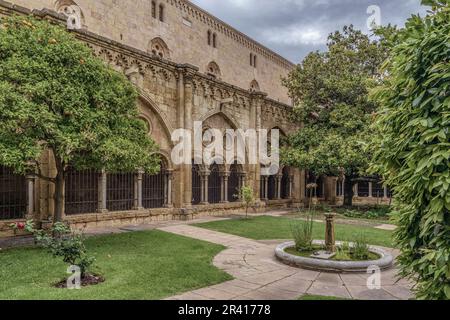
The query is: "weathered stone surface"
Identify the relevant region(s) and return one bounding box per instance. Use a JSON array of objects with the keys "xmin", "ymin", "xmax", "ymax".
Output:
[{"xmin": 275, "ymin": 241, "xmax": 394, "ymax": 273}]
